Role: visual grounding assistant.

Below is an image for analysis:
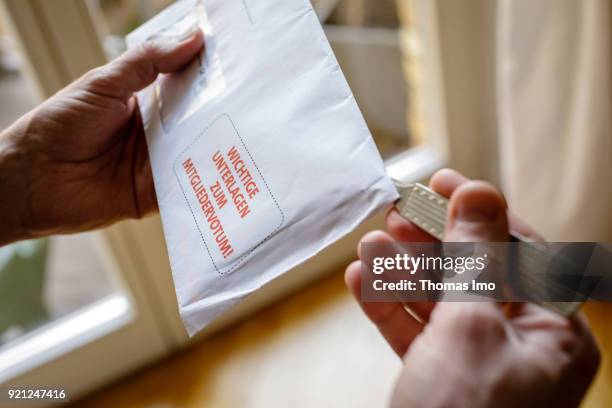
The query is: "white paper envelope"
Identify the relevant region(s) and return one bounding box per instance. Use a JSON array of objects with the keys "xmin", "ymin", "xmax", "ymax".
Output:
[{"xmin": 127, "ymin": 0, "xmax": 398, "ymax": 336}]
